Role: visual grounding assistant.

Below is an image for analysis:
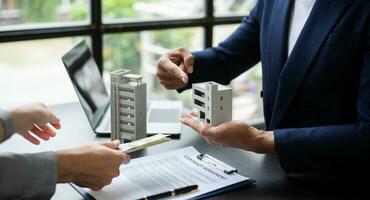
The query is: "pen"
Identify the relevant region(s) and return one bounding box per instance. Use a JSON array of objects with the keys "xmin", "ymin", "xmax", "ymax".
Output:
[{"xmin": 137, "ymin": 185, "xmax": 198, "ymax": 200}]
